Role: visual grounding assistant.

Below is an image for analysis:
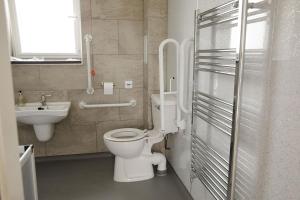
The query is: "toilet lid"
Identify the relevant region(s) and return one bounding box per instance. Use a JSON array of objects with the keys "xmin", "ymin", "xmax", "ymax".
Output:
[{"xmin": 104, "ymin": 128, "xmax": 147, "ymax": 142}]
